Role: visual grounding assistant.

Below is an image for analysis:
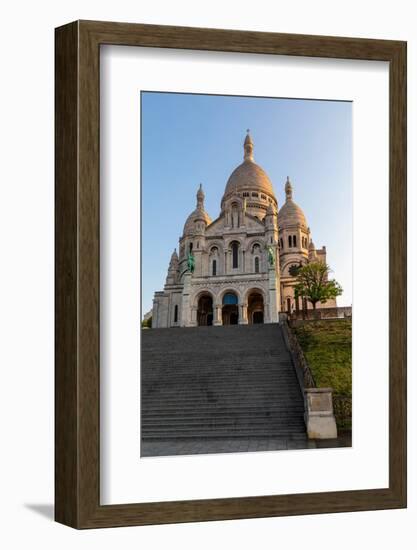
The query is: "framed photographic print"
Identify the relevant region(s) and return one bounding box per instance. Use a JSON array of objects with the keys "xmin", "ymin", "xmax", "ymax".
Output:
[{"xmin": 55, "ymin": 20, "xmax": 406, "ymax": 528}]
